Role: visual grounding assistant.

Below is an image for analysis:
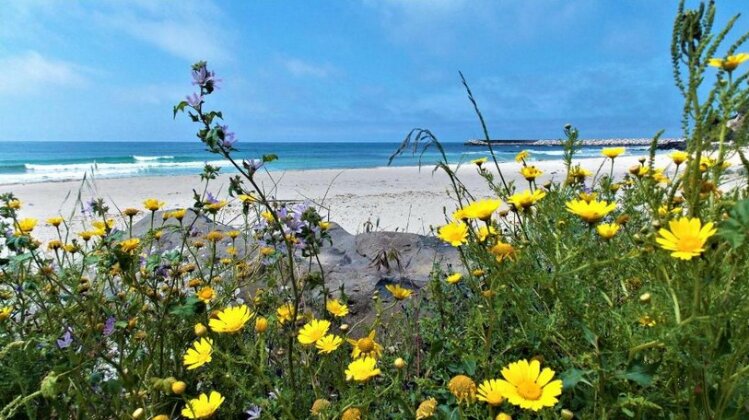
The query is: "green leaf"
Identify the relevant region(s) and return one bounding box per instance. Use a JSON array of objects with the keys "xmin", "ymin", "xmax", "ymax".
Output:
[
  {"xmin": 173, "ymin": 101, "xmax": 188, "ymax": 119},
  {"xmin": 262, "ymin": 154, "xmax": 278, "ymax": 163},
  {"xmin": 560, "ymin": 368, "xmax": 592, "ymax": 389},
  {"xmin": 169, "ymin": 296, "xmax": 201, "ymax": 318},
  {"xmin": 718, "ymin": 199, "xmax": 749, "ymax": 248}
]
